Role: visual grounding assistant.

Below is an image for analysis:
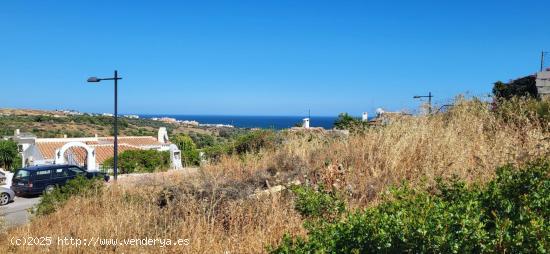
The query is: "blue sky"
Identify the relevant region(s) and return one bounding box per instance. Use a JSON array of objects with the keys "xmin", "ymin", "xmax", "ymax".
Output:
[{"xmin": 0, "ymin": 1, "xmax": 548, "ymax": 116}]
